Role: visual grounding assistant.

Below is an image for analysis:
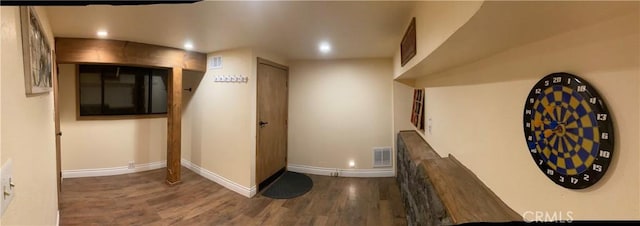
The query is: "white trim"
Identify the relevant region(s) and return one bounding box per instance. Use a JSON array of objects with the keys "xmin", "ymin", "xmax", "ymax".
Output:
[
  {"xmin": 287, "ymin": 164, "xmax": 394, "ymax": 178},
  {"xmin": 181, "ymin": 159, "xmax": 255, "ymax": 198},
  {"xmin": 61, "ymin": 161, "xmax": 166, "ymax": 178},
  {"xmin": 56, "ymin": 210, "xmax": 60, "ymax": 226},
  {"xmin": 287, "ymin": 164, "xmax": 336, "ymax": 176}
]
